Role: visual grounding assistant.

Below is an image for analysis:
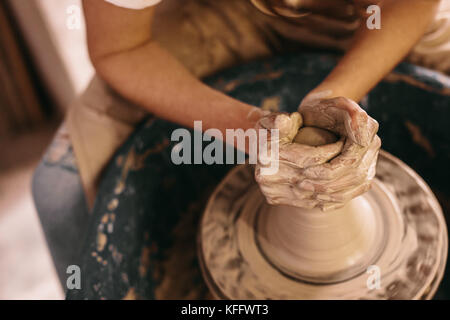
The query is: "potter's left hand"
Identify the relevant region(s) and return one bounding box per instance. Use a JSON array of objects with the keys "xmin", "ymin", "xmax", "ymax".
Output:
[{"xmin": 297, "ymin": 95, "xmax": 381, "ymax": 211}]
